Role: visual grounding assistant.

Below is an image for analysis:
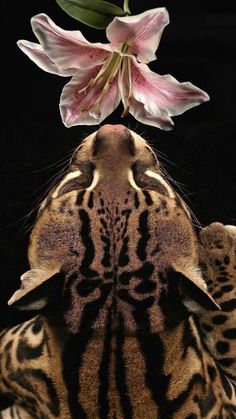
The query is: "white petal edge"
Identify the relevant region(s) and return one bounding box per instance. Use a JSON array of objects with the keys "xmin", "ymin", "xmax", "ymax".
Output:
[
  {"xmin": 30, "ymin": 13, "xmax": 113, "ymax": 70},
  {"xmin": 17, "ymin": 40, "xmax": 75, "ymax": 76},
  {"xmin": 128, "ymin": 97, "xmax": 175, "ymax": 130}
]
